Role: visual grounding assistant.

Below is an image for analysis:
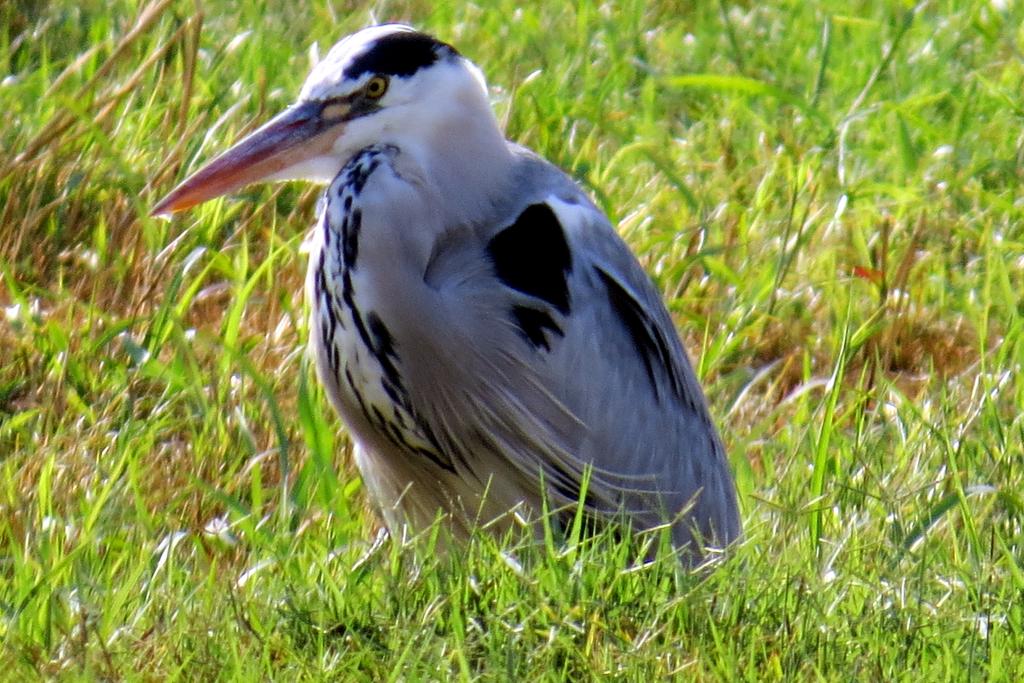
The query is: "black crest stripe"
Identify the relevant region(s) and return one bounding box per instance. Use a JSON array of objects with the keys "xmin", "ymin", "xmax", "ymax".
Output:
[{"xmin": 344, "ymin": 31, "xmax": 459, "ymax": 80}]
